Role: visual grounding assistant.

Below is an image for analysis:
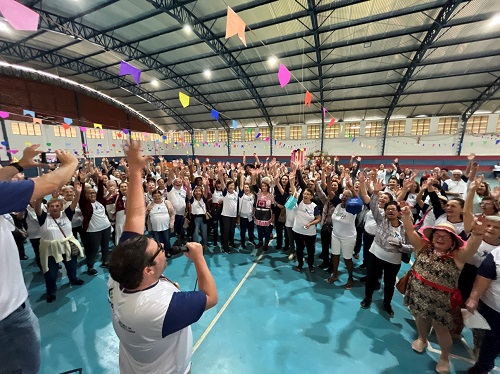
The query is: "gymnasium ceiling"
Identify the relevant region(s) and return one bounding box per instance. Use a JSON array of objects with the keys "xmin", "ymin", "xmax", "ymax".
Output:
[{"xmin": 0, "ymin": 0, "xmax": 500, "ymax": 134}]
